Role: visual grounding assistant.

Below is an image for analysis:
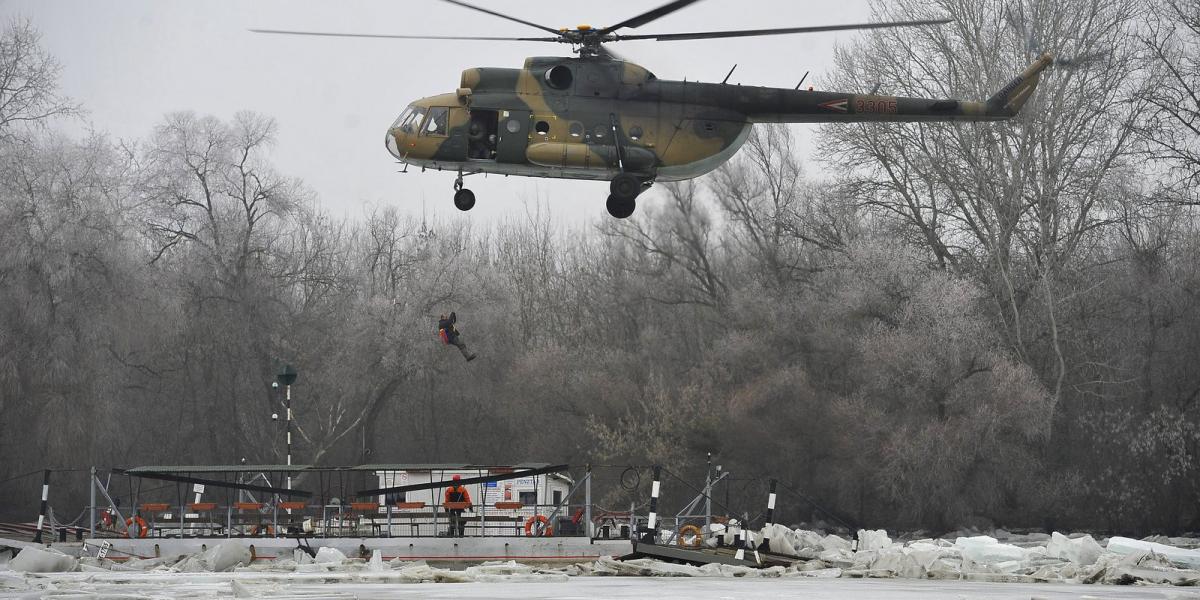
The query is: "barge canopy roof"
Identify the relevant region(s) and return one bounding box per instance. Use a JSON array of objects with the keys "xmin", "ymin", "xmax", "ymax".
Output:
[{"xmin": 122, "ymin": 463, "xmax": 555, "ymax": 474}]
